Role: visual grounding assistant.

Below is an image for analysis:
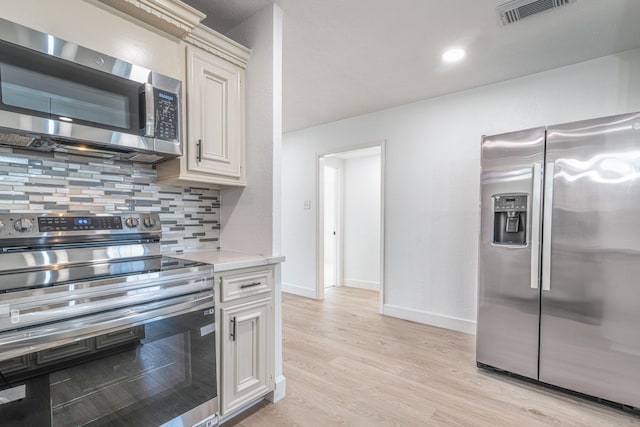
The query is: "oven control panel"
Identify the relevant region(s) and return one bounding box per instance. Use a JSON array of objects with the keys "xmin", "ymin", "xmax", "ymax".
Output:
[
  {"xmin": 0, "ymin": 213, "xmax": 162, "ymax": 238},
  {"xmin": 38, "ymin": 216, "xmax": 123, "ymax": 232}
]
